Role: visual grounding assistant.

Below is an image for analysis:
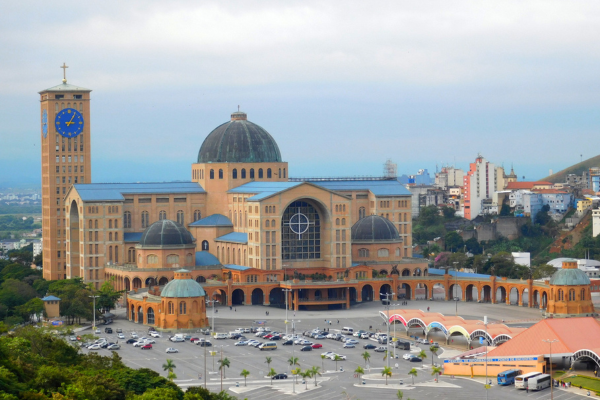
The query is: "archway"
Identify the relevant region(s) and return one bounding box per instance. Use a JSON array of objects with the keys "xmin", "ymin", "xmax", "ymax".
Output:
[
  {"xmin": 147, "ymin": 307, "xmax": 155, "ymax": 325},
  {"xmin": 132, "ymin": 277, "xmax": 142, "ymax": 289},
  {"xmin": 269, "ymin": 288, "xmax": 285, "ymax": 307},
  {"xmin": 213, "ymin": 289, "xmax": 227, "ymax": 306},
  {"xmin": 251, "ymin": 288, "xmax": 264, "ymax": 305},
  {"xmin": 433, "ymin": 283, "xmax": 445, "ymax": 300},
  {"xmin": 509, "ymin": 287, "xmax": 519, "ymax": 305},
  {"xmin": 533, "ymin": 290, "xmax": 540, "ymax": 307},
  {"xmin": 466, "ymin": 284, "xmax": 478, "ymax": 302},
  {"xmin": 449, "ymin": 283, "xmax": 462, "ymax": 300},
  {"xmin": 402, "ymin": 269, "xmax": 410, "ymax": 276},
  {"xmin": 379, "ymin": 269, "xmax": 388, "ymax": 276},
  {"xmin": 196, "ymin": 276, "xmax": 206, "ymax": 283},
  {"xmin": 399, "ymin": 283, "xmax": 411, "ymax": 299},
  {"xmin": 69, "ymin": 200, "xmax": 80, "ymax": 272},
  {"xmin": 232, "ymin": 289, "xmax": 244, "ymax": 305},
  {"xmin": 145, "ymin": 277, "xmax": 156, "ymax": 287},
  {"xmin": 158, "ymin": 277, "xmax": 169, "ymax": 285},
  {"xmin": 481, "ymin": 285, "xmax": 492, "ymax": 303},
  {"xmin": 361, "ymin": 285, "xmax": 374, "ymax": 301},
  {"xmin": 496, "ymin": 286, "xmax": 507, "ymax": 303},
  {"xmin": 349, "ymin": 287, "xmax": 357, "ymax": 302},
  {"xmin": 415, "ymin": 283, "xmax": 428, "ymax": 300},
  {"xmin": 413, "ymin": 268, "xmax": 422, "ymax": 276},
  {"xmin": 130, "ymin": 305, "xmax": 135, "ymax": 321},
  {"xmin": 522, "ymin": 288, "xmax": 529, "ymax": 307},
  {"xmin": 137, "ymin": 306, "xmax": 143, "ymax": 324},
  {"xmin": 380, "ymin": 284, "xmax": 392, "ymax": 298},
  {"xmin": 124, "ymin": 277, "xmax": 131, "ymax": 291},
  {"xmin": 281, "ymin": 200, "xmax": 323, "ymax": 261},
  {"xmin": 423, "ymin": 269, "xmax": 429, "ymax": 276},
  {"xmin": 572, "ymin": 350, "xmax": 600, "ymax": 373},
  {"xmin": 541, "ymin": 291, "xmax": 548, "ymax": 308}
]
